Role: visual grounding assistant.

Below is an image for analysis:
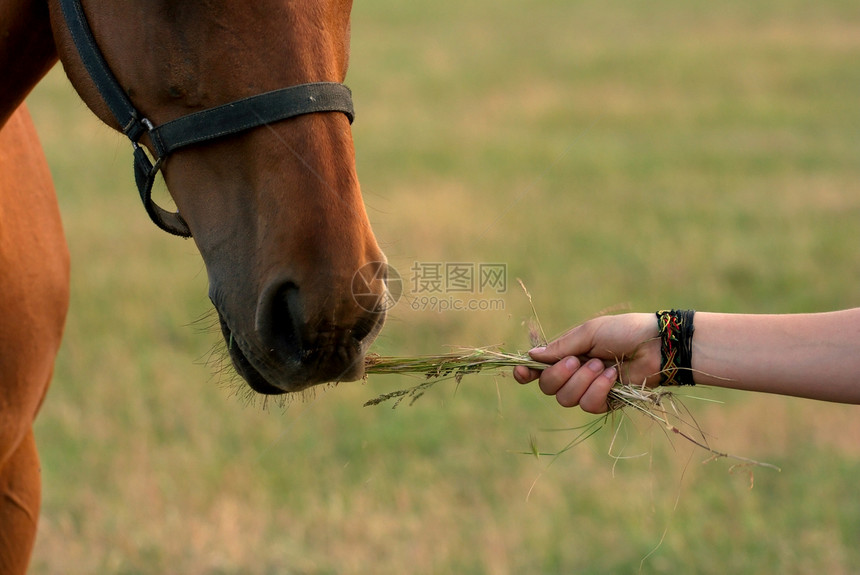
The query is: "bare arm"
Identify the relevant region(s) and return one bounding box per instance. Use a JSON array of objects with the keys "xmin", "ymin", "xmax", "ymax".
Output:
[
  {"xmin": 691, "ymin": 310, "xmax": 860, "ymax": 403},
  {"xmin": 513, "ymin": 308, "xmax": 860, "ymax": 412}
]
